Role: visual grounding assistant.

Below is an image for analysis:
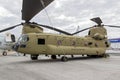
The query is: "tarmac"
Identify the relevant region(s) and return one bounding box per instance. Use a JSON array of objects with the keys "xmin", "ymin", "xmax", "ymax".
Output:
[{"xmin": 0, "ymin": 52, "xmax": 120, "ymax": 80}]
